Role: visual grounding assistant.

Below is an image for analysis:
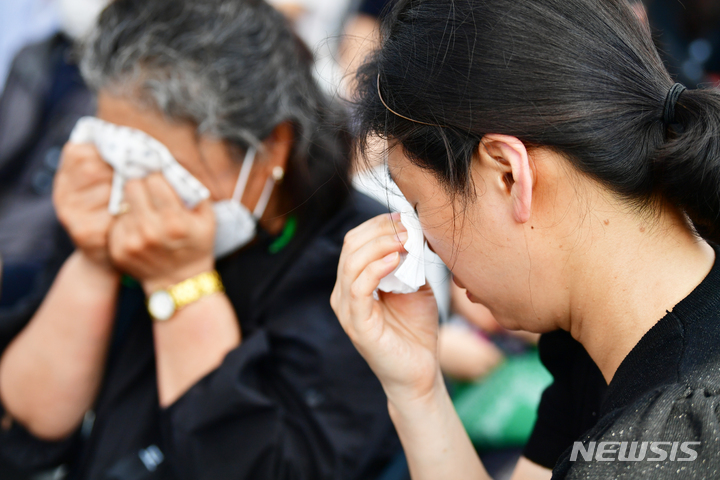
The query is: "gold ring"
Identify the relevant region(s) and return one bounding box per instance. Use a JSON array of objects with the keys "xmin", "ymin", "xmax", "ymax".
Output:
[{"xmin": 117, "ymin": 202, "xmax": 131, "ymax": 215}]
